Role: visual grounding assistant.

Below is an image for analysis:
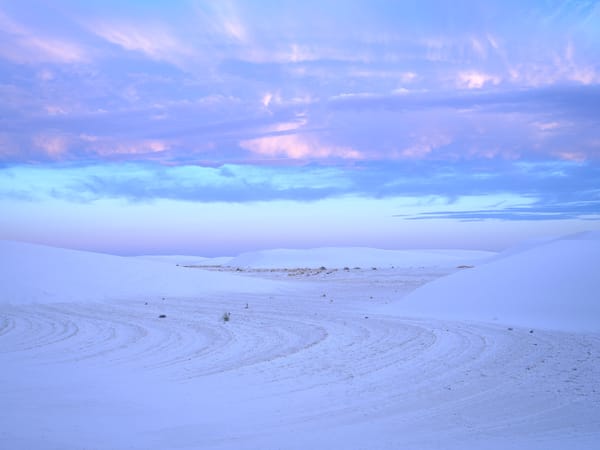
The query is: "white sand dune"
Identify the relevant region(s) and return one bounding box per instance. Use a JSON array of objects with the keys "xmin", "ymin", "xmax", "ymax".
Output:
[
  {"xmin": 0, "ymin": 241, "xmax": 278, "ymax": 304},
  {"xmin": 229, "ymin": 246, "xmax": 494, "ymax": 269},
  {"xmin": 1, "ymin": 237, "xmax": 599, "ymax": 449},
  {"xmin": 391, "ymin": 231, "xmax": 600, "ymax": 332}
]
